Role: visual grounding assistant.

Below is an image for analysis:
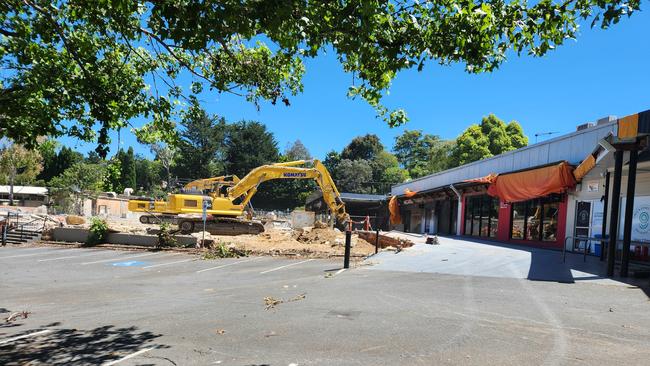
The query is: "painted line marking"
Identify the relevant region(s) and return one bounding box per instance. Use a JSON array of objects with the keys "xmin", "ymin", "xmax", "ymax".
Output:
[
  {"xmin": 81, "ymin": 252, "xmax": 160, "ymax": 265},
  {"xmin": 259, "ymin": 259, "xmax": 315, "ymax": 274},
  {"xmin": 0, "ymin": 329, "xmax": 53, "ymax": 345},
  {"xmin": 37, "ymin": 251, "xmax": 110, "ymax": 262},
  {"xmin": 102, "ymin": 346, "xmax": 157, "ymax": 366},
  {"xmin": 196, "ymin": 257, "xmax": 261, "ymax": 273},
  {"xmin": 143, "ymin": 258, "xmax": 194, "ymax": 269},
  {"xmin": 0, "ymin": 249, "xmax": 74, "ymax": 259}
]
